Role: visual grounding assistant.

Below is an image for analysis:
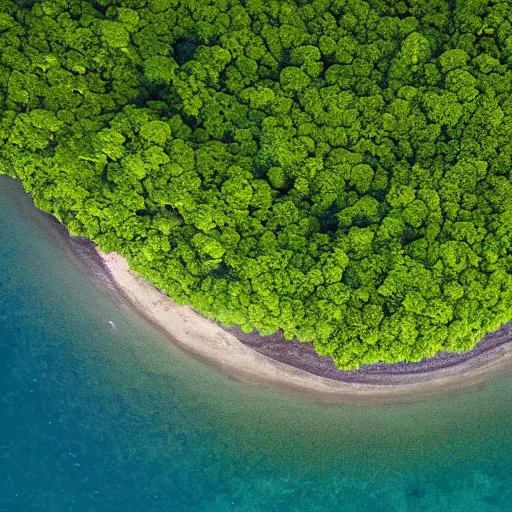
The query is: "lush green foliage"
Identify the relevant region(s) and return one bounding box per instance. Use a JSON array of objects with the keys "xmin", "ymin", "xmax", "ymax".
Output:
[{"xmin": 2, "ymin": 0, "xmax": 512, "ymax": 368}]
